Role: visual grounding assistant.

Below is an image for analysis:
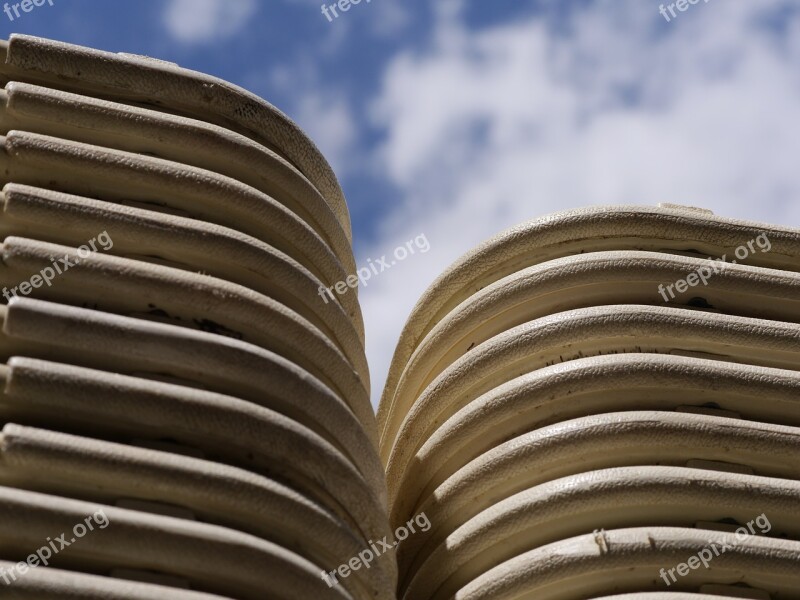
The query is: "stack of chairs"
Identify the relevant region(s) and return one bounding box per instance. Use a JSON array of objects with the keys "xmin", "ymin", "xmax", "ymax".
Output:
[
  {"xmin": 379, "ymin": 204, "xmax": 800, "ymax": 600},
  {"xmin": 0, "ymin": 34, "xmax": 392, "ymax": 600}
]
